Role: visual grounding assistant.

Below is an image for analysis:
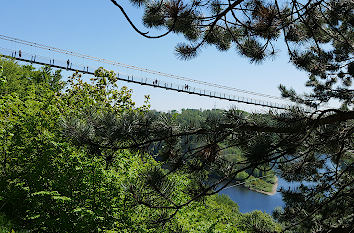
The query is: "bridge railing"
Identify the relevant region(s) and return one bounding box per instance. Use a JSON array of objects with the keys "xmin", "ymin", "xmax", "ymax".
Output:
[{"xmin": 0, "ymin": 47, "xmax": 302, "ymax": 111}]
